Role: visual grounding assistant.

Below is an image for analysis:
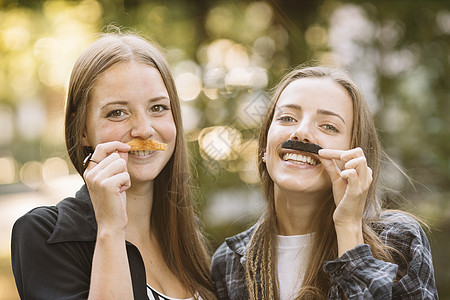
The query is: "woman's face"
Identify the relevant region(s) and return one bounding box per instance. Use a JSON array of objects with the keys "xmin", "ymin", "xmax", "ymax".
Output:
[
  {"xmin": 83, "ymin": 61, "xmax": 176, "ymax": 184},
  {"xmin": 265, "ymin": 77, "xmax": 353, "ymax": 195}
]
